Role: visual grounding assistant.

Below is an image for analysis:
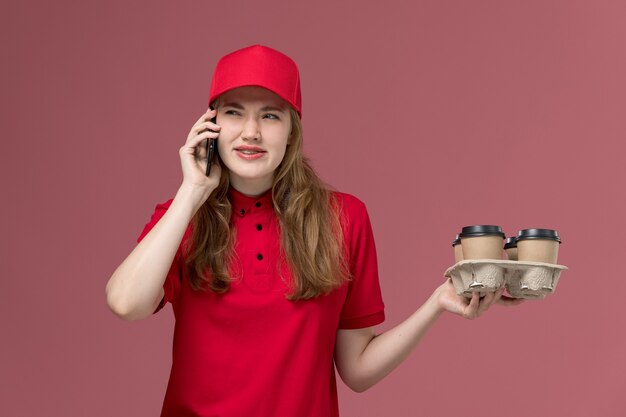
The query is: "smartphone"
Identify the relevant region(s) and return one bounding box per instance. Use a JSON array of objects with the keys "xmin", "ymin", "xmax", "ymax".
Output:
[{"xmin": 205, "ymin": 115, "xmax": 218, "ymax": 176}]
